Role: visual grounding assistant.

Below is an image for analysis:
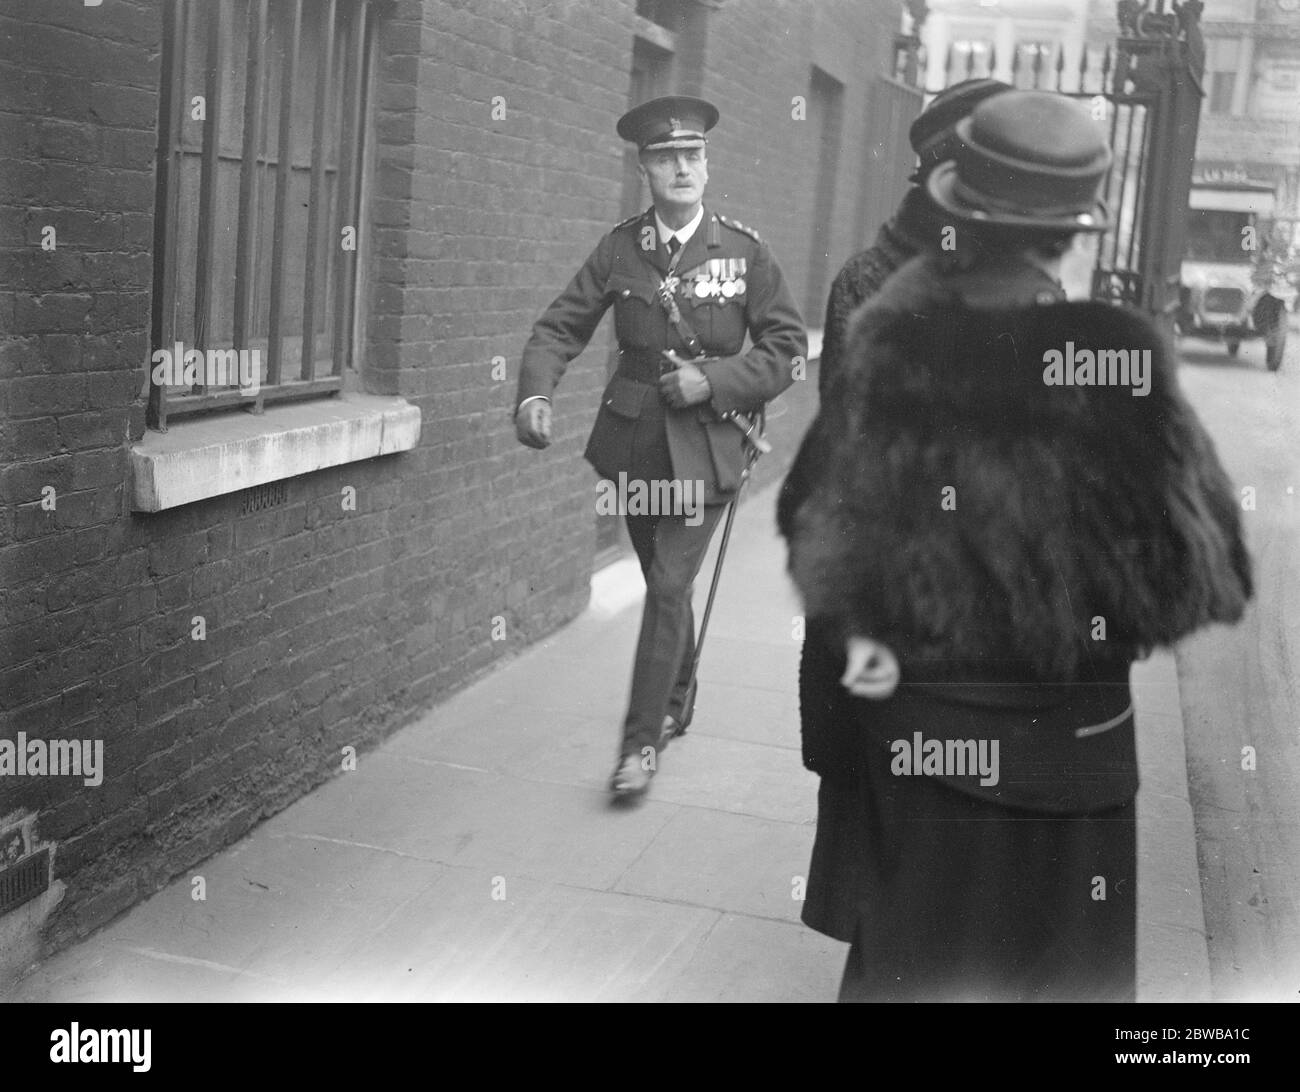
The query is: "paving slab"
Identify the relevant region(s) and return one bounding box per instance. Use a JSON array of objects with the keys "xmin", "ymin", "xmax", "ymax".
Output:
[
  {"xmin": 635, "ymin": 732, "xmax": 819, "ymax": 825},
  {"xmin": 7, "ymin": 482, "xmax": 1210, "ymax": 1004},
  {"xmin": 614, "ymin": 808, "xmax": 815, "ymax": 924},
  {"xmin": 685, "ymin": 677, "xmax": 802, "ymax": 751},
  {"xmin": 305, "ymin": 870, "xmax": 723, "ymax": 1003},
  {"xmin": 259, "ymin": 753, "xmax": 679, "ymax": 891},
  {"xmin": 656, "ymin": 913, "xmax": 844, "ymax": 1003},
  {"xmin": 1134, "ymin": 649, "xmax": 1212, "ymax": 1000}
]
